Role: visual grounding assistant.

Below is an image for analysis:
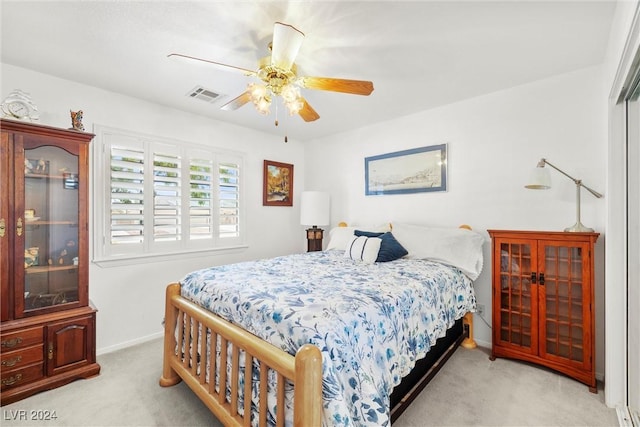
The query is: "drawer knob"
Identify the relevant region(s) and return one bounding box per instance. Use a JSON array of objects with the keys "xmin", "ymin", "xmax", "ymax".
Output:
[
  {"xmin": 1, "ymin": 337, "xmax": 23, "ymax": 348},
  {"xmin": 1, "ymin": 356, "xmax": 22, "ymax": 367},
  {"xmin": 2, "ymin": 374, "xmax": 23, "ymax": 386}
]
